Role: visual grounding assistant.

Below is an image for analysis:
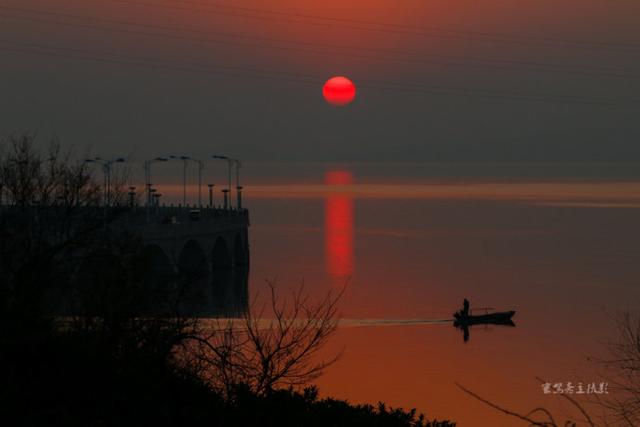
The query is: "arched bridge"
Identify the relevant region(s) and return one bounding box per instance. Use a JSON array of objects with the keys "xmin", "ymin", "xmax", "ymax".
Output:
[{"xmin": 125, "ymin": 206, "xmax": 250, "ymax": 316}]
